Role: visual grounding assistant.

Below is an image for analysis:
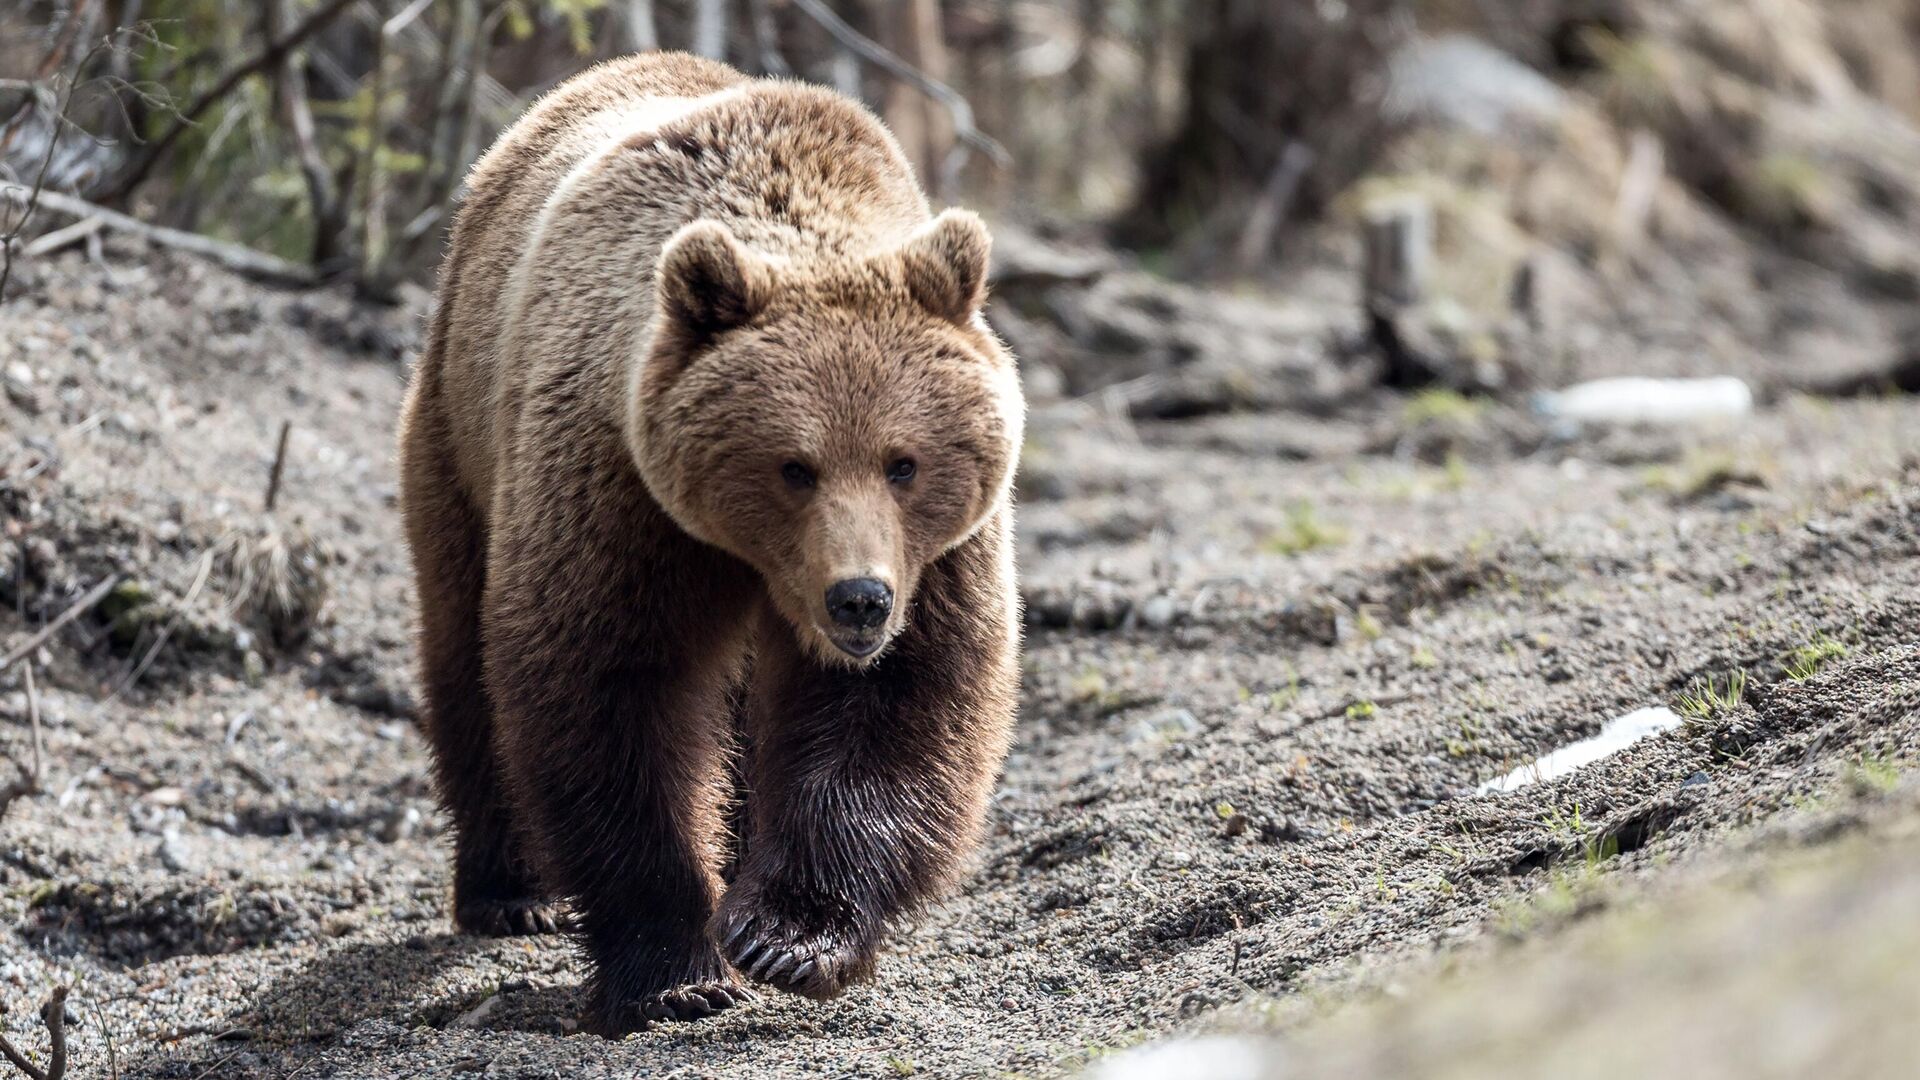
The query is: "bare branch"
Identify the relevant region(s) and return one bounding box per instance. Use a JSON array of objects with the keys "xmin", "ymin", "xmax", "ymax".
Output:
[
  {"xmin": 0, "ymin": 573, "xmax": 123, "ymax": 675},
  {"xmin": 786, "ymin": 0, "xmax": 1010, "ymax": 192},
  {"xmin": 359, "ymin": 0, "xmax": 437, "ymax": 293},
  {"xmin": 103, "ymin": 0, "xmax": 359, "ymax": 202},
  {"xmin": 0, "ymin": 985, "xmax": 68, "ymax": 1080},
  {"xmin": 21, "ymin": 215, "xmax": 103, "ymax": 258},
  {"xmin": 2, "ymin": 185, "xmax": 319, "ymax": 285},
  {"xmin": 265, "ymin": 0, "xmax": 348, "ymax": 268}
]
